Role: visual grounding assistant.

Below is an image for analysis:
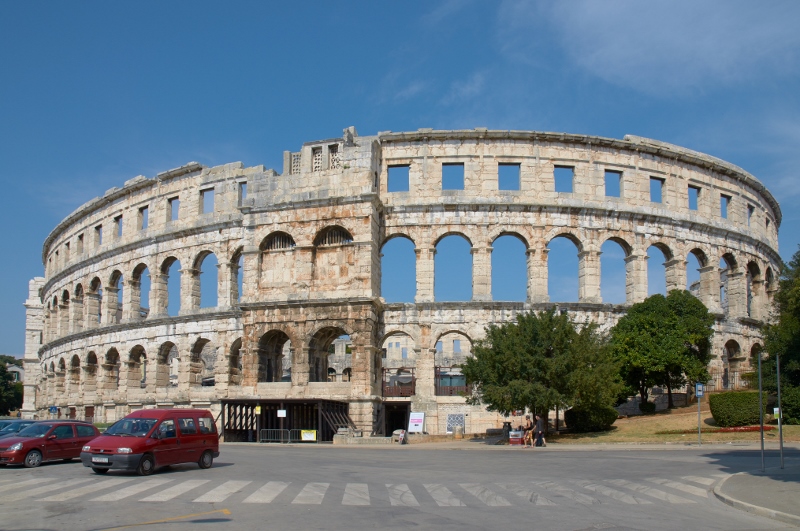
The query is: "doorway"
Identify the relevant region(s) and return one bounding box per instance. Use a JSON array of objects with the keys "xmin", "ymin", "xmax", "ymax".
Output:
[{"xmin": 385, "ymin": 402, "xmax": 410, "ymax": 435}]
